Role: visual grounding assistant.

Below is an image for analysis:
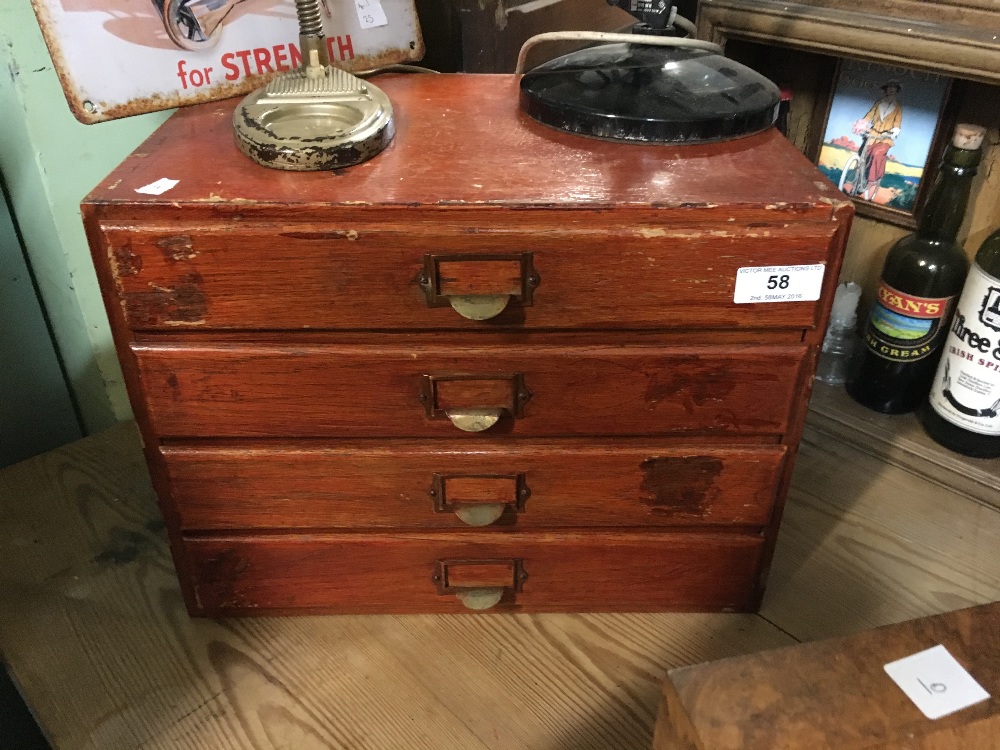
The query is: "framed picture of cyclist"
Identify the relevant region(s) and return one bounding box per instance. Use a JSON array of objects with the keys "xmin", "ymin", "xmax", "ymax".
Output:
[{"xmin": 817, "ymin": 58, "xmax": 952, "ymax": 228}]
